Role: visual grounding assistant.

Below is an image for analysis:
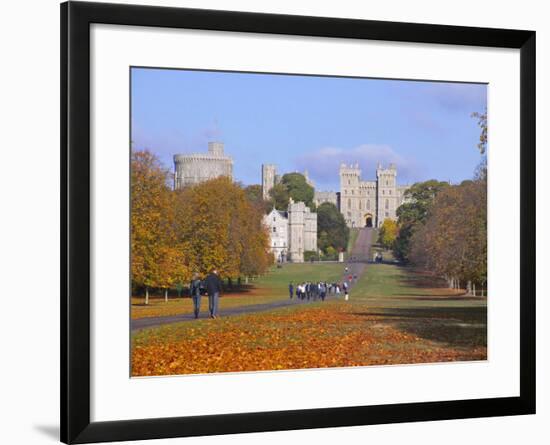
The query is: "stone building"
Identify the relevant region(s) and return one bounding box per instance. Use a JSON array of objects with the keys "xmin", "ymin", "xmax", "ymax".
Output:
[
  {"xmin": 339, "ymin": 162, "xmax": 409, "ymax": 228},
  {"xmin": 313, "ymin": 191, "xmax": 338, "ymax": 207},
  {"xmin": 263, "ymin": 199, "xmax": 317, "ymax": 263},
  {"xmin": 173, "ymin": 142, "xmax": 233, "ymax": 189}
]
